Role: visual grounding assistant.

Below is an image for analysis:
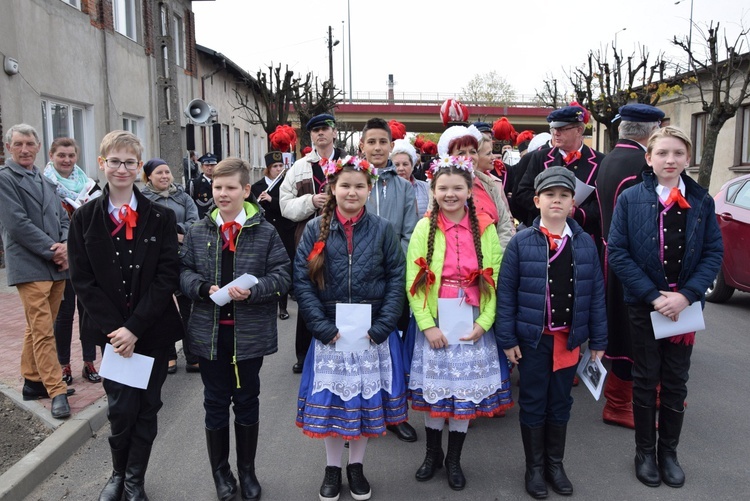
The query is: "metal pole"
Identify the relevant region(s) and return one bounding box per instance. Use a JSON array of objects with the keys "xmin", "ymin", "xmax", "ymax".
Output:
[
  {"xmin": 328, "ymin": 25, "xmax": 334, "ymax": 99},
  {"xmin": 341, "ymin": 21, "xmax": 346, "ymax": 102},
  {"xmin": 347, "ymin": 0, "xmax": 353, "ymax": 104}
]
